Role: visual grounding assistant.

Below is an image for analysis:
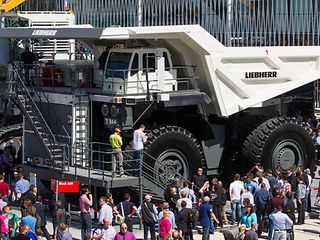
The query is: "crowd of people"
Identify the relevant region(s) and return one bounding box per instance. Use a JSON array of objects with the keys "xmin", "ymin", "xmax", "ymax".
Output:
[
  {"xmin": 76, "ymin": 165, "xmax": 318, "ymax": 240},
  {"xmin": 161, "ymin": 166, "xmax": 317, "ymax": 240},
  {"xmin": 0, "ymin": 133, "xmax": 318, "ymax": 240},
  {"xmin": 0, "ymin": 170, "xmax": 70, "ymax": 240}
]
